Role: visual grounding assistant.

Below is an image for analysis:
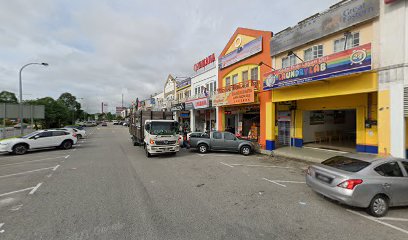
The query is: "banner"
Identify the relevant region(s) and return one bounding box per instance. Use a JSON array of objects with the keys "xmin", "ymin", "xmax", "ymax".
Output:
[
  {"xmin": 212, "ymin": 86, "xmax": 255, "ymax": 106},
  {"xmin": 263, "ymin": 43, "xmax": 372, "ymax": 90},
  {"xmin": 185, "ymin": 97, "xmax": 209, "ymax": 110},
  {"xmin": 219, "ymin": 37, "xmax": 262, "ymax": 69}
]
